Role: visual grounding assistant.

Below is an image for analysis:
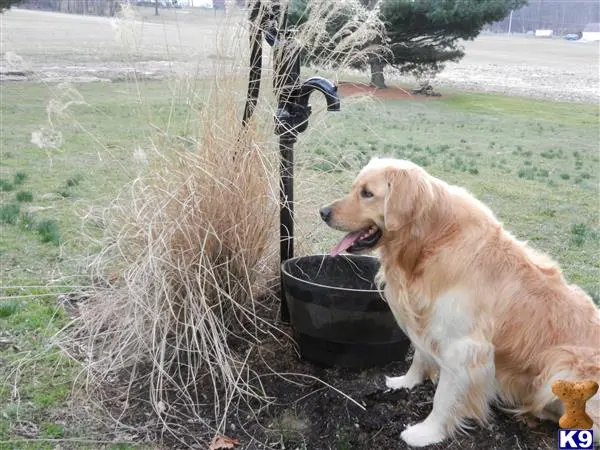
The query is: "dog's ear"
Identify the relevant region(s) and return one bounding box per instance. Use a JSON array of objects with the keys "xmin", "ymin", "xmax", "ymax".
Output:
[{"xmin": 384, "ymin": 166, "xmax": 434, "ymax": 231}]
